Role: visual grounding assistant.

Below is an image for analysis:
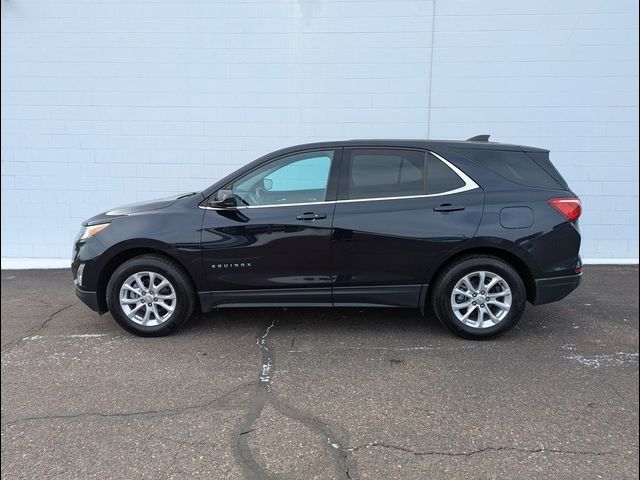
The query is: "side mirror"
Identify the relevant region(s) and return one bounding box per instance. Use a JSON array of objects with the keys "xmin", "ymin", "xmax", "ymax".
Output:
[
  {"xmin": 263, "ymin": 178, "xmax": 273, "ymax": 191},
  {"xmin": 210, "ymin": 189, "xmax": 236, "ymax": 208}
]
